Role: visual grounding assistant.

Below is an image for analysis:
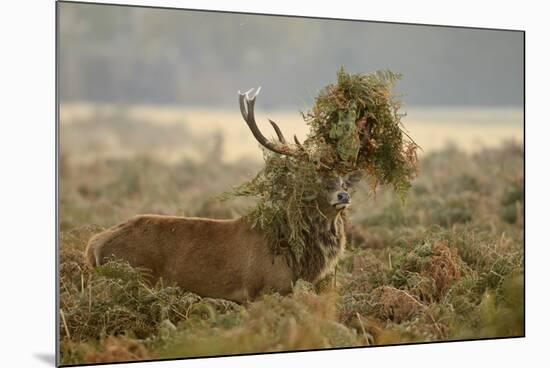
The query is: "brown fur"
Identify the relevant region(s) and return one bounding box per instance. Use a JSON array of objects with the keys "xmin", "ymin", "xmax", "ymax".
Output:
[
  {"xmin": 291, "ymin": 210, "xmax": 346, "ymax": 282},
  {"xmin": 85, "ymin": 209, "xmax": 347, "ymax": 303},
  {"xmin": 86, "ymin": 215, "xmax": 300, "ymax": 302}
]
